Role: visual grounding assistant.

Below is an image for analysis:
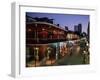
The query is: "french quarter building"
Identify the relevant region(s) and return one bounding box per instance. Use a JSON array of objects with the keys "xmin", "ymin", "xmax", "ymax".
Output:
[{"xmin": 26, "ymin": 17, "xmax": 80, "ymax": 66}]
